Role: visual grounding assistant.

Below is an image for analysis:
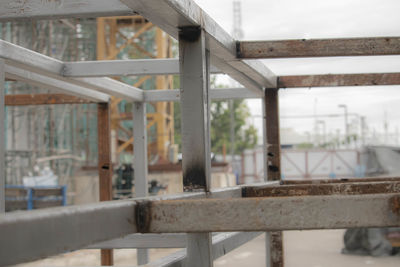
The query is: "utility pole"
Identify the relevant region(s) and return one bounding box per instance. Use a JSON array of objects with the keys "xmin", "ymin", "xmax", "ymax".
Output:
[
  {"xmin": 338, "ymin": 104, "xmax": 348, "ymax": 148},
  {"xmin": 360, "ymin": 116, "xmax": 366, "ymax": 147},
  {"xmin": 230, "ymin": 0, "xmax": 243, "ymax": 163},
  {"xmin": 317, "ymin": 120, "xmax": 326, "ymax": 146},
  {"xmin": 384, "ymin": 111, "xmax": 388, "ymax": 145},
  {"xmin": 232, "ymin": 1, "xmax": 244, "ymax": 40}
]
